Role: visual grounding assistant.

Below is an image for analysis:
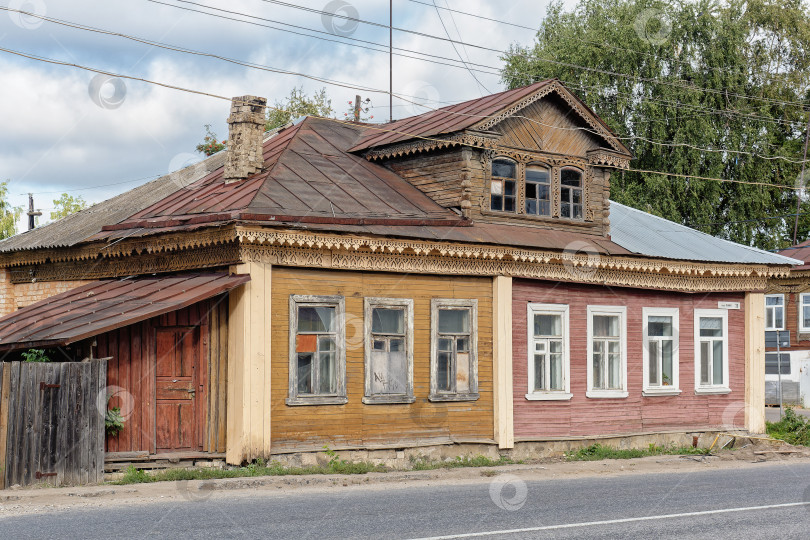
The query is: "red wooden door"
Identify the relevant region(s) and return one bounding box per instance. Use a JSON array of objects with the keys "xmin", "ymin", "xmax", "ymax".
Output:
[{"xmin": 155, "ymin": 327, "xmax": 202, "ymax": 453}]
